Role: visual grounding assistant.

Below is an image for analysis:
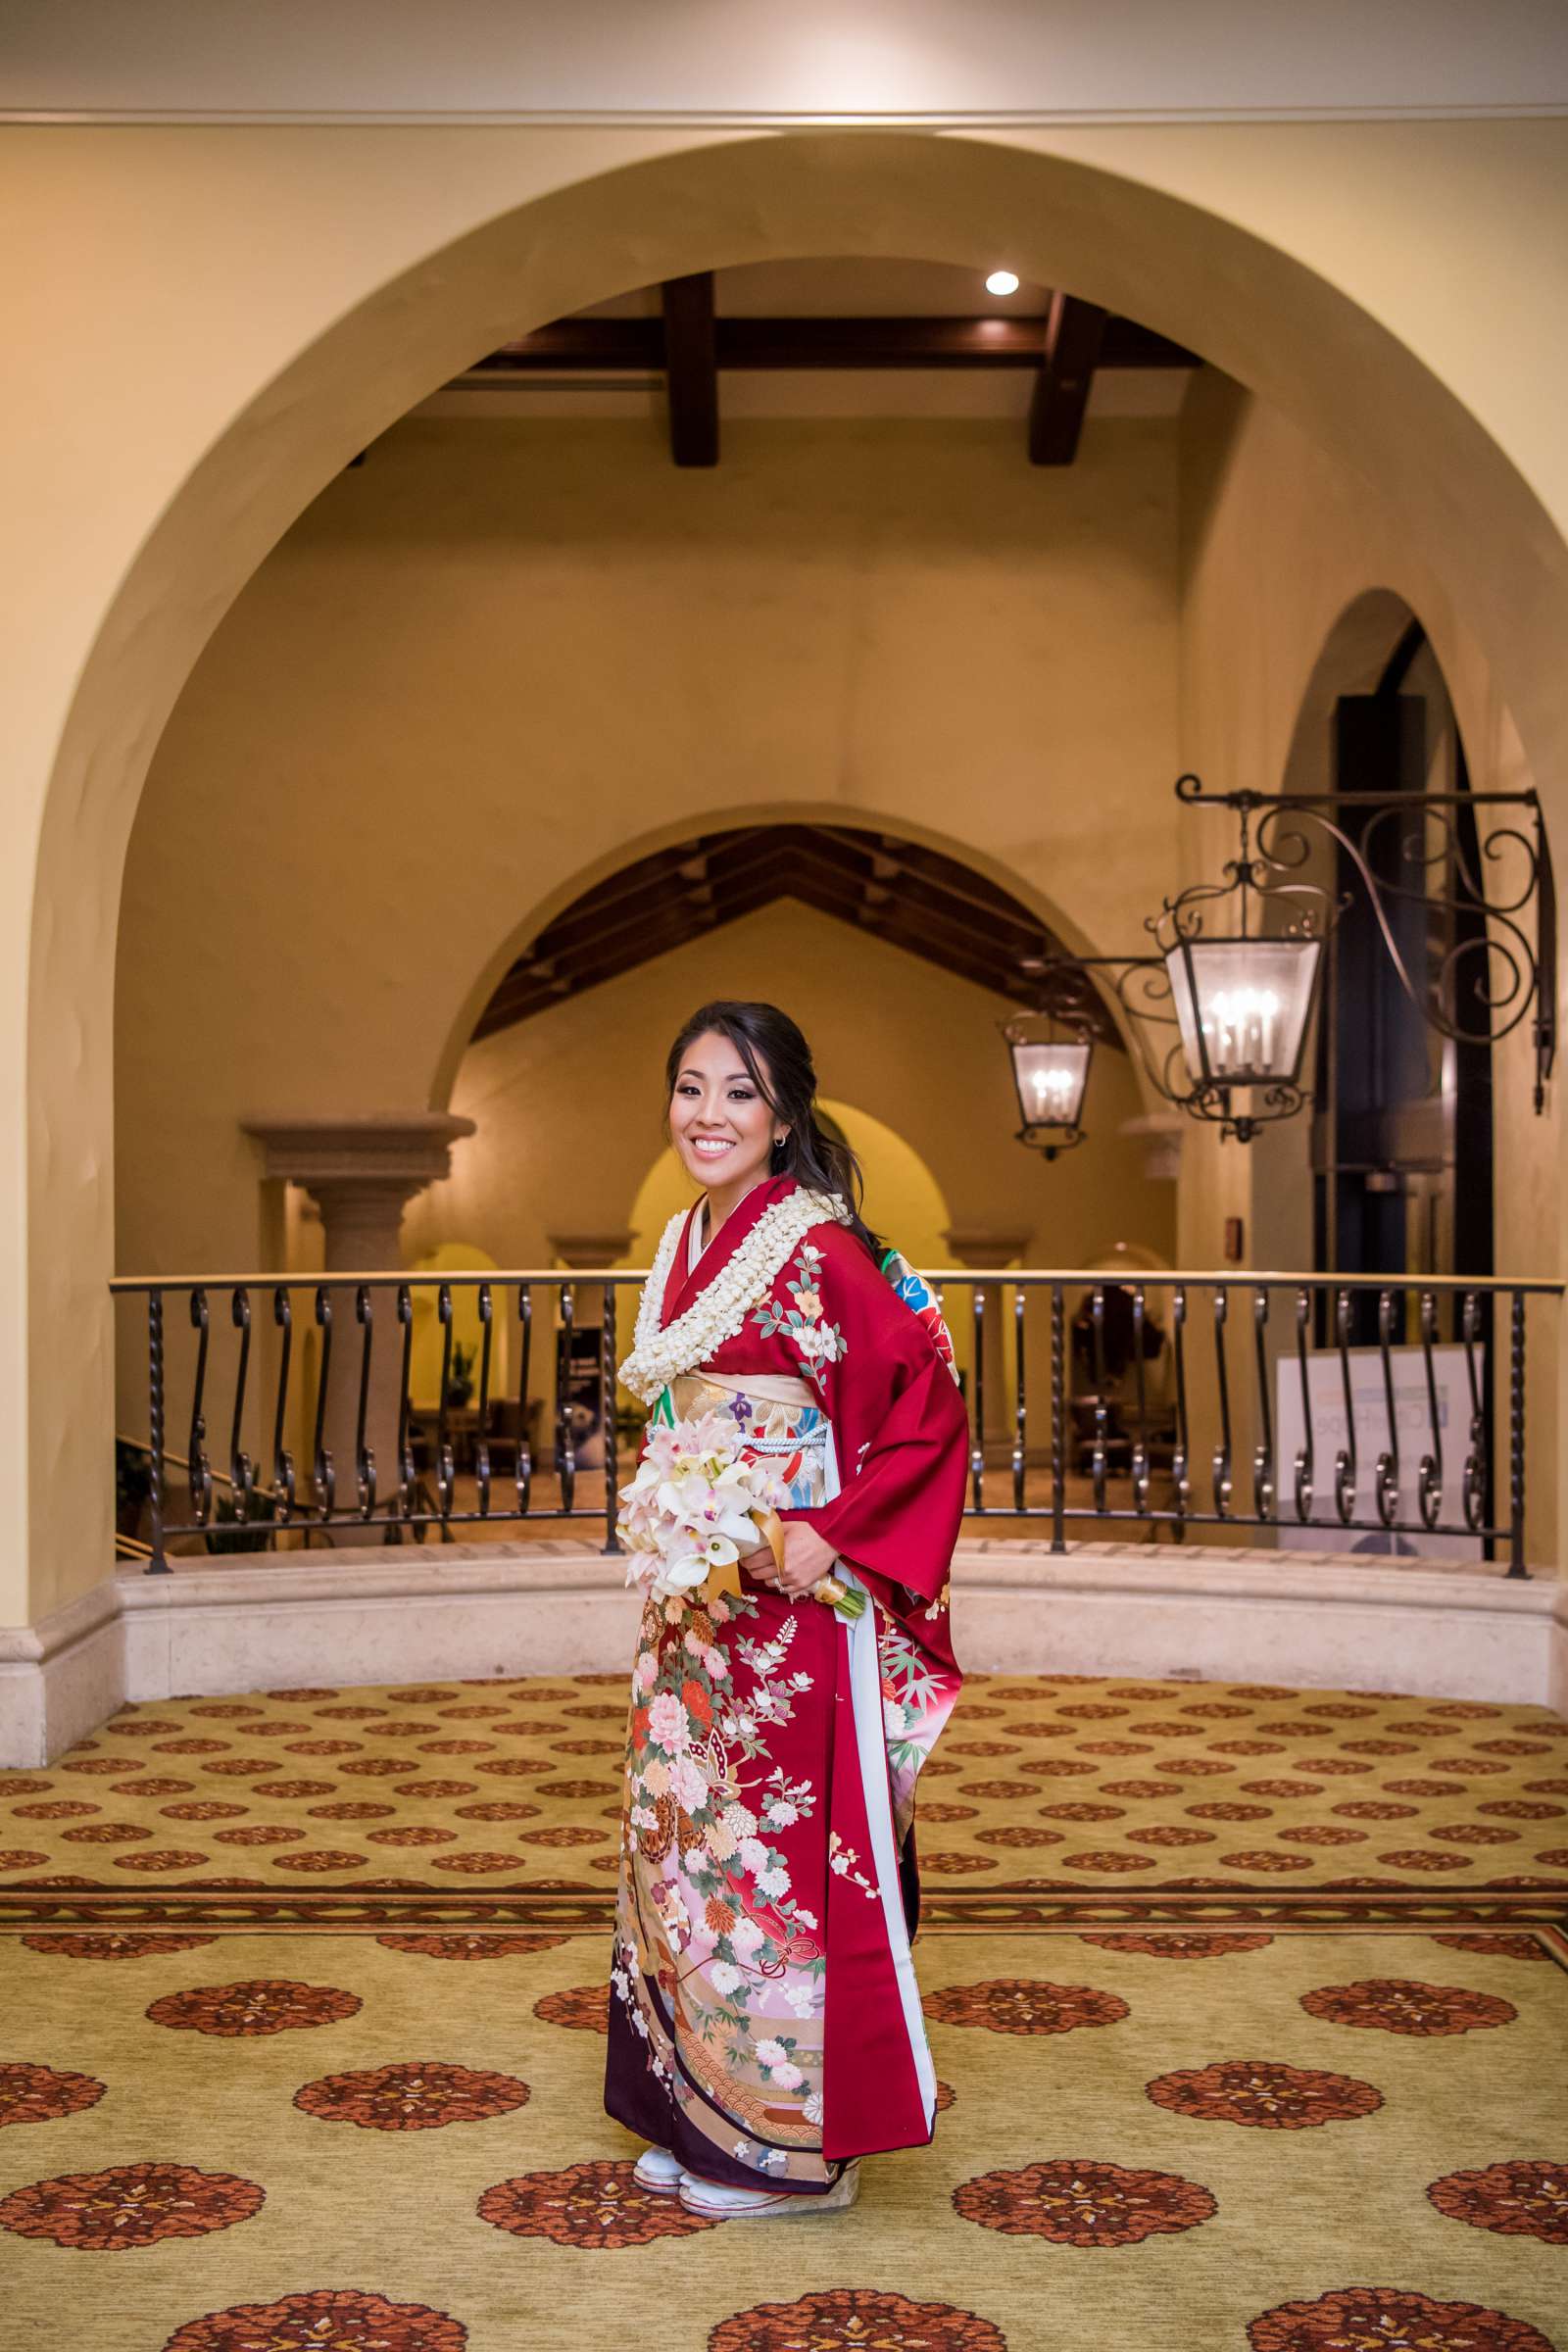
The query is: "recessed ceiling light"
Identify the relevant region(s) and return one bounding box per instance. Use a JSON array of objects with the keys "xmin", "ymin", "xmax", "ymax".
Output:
[{"xmin": 985, "ymin": 270, "xmax": 1020, "ymax": 297}]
